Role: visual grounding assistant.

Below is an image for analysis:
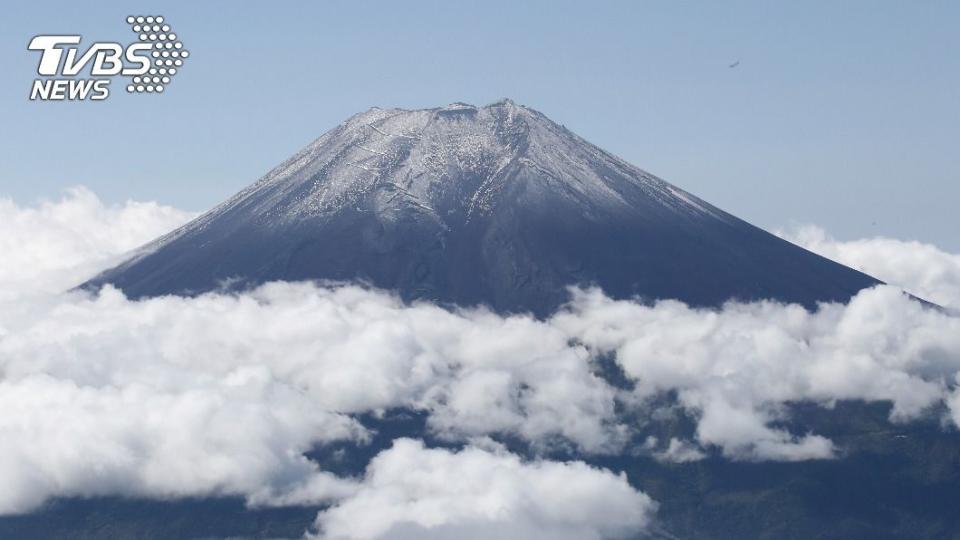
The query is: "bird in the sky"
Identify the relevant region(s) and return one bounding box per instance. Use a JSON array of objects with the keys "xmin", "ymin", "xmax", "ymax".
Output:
[{"xmin": 729, "ymin": 60, "xmax": 740, "ymax": 68}]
